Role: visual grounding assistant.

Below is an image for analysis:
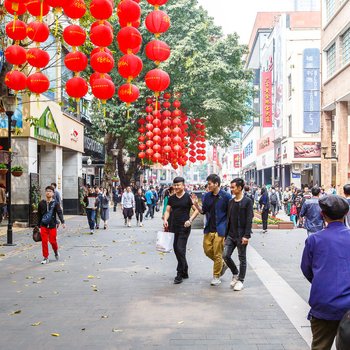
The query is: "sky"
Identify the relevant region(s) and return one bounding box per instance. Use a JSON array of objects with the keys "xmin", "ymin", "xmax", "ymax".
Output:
[{"xmin": 196, "ymin": 0, "xmax": 296, "ymax": 44}]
